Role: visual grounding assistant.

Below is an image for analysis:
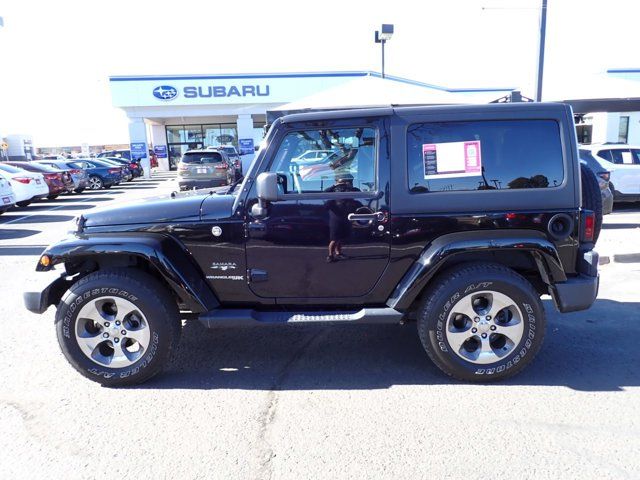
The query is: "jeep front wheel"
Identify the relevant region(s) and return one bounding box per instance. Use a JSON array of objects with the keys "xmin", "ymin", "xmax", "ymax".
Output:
[
  {"xmin": 55, "ymin": 268, "xmax": 181, "ymax": 386},
  {"xmin": 417, "ymin": 263, "xmax": 545, "ymax": 382}
]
